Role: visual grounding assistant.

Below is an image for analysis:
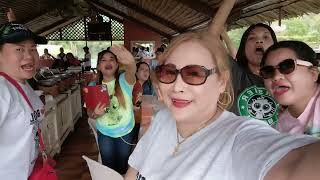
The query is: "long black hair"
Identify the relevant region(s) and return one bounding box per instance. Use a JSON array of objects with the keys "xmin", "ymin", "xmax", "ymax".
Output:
[
  {"xmin": 97, "ymin": 49, "xmax": 126, "ymax": 107},
  {"xmin": 135, "ymin": 61, "xmax": 153, "ymax": 95},
  {"xmin": 236, "ymin": 23, "xmax": 277, "ymax": 72}
]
